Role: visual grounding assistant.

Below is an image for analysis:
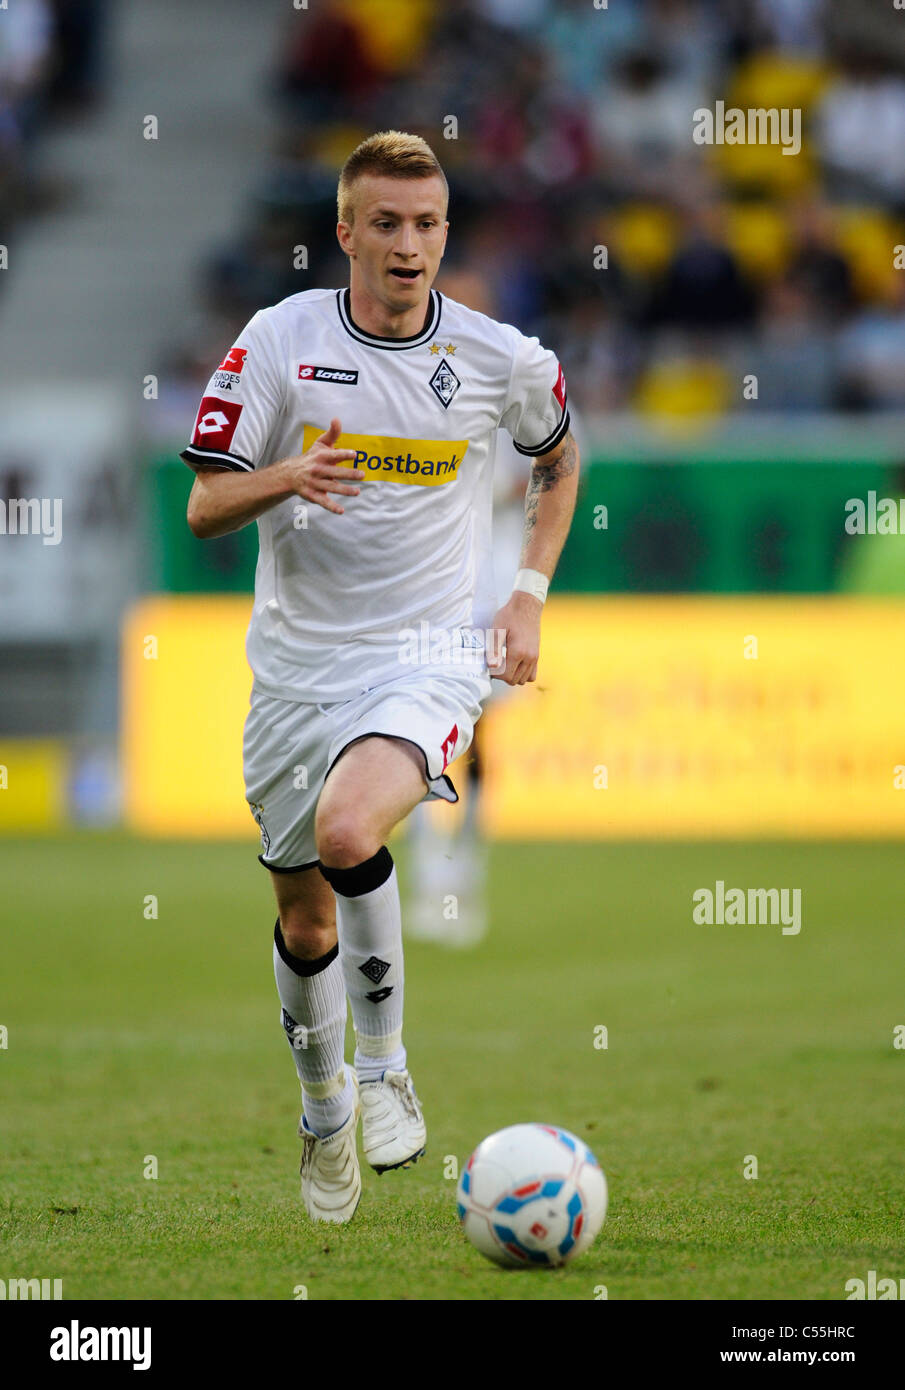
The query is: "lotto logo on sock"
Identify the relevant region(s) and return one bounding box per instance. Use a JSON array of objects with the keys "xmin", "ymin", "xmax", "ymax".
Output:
[{"xmin": 359, "ymin": 956, "xmax": 390, "ymax": 985}]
